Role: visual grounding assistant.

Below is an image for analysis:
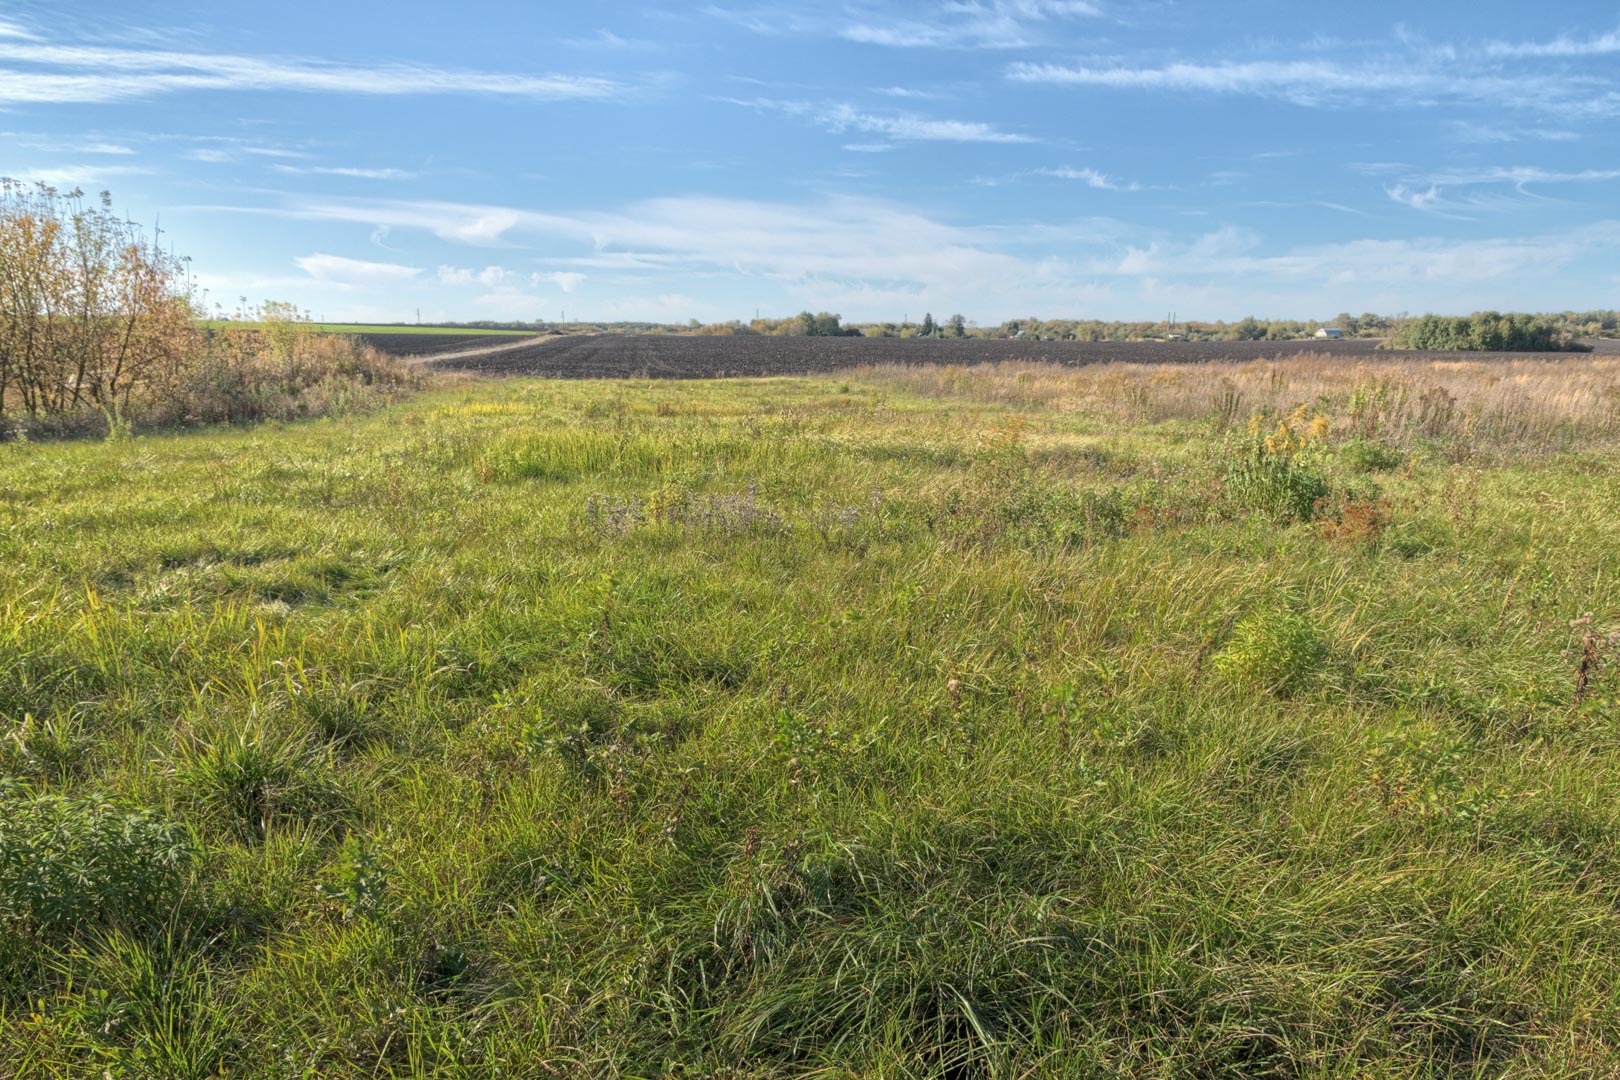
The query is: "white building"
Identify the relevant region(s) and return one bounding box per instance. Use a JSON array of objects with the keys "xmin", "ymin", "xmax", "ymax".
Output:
[{"xmin": 1314, "ymin": 327, "xmax": 1346, "ymax": 339}]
